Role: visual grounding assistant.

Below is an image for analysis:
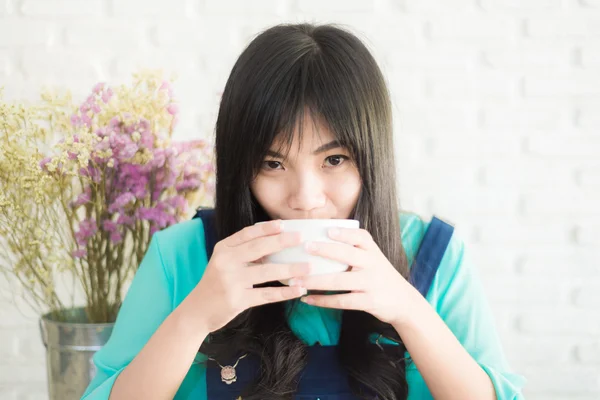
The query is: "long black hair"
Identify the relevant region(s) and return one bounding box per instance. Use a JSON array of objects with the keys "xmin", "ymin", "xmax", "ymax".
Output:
[{"xmin": 199, "ymin": 23, "xmax": 410, "ymax": 400}]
